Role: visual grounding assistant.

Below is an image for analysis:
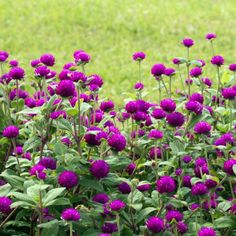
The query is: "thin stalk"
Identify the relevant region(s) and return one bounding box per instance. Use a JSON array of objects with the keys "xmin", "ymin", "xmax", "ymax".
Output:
[
  {"xmin": 12, "ymin": 138, "xmax": 21, "ymax": 174},
  {"xmin": 229, "ymin": 178, "xmax": 235, "ymax": 199},
  {"xmin": 0, "ymin": 207, "xmax": 18, "ymax": 228},
  {"xmin": 38, "ymin": 190, "xmax": 43, "ymax": 236},
  {"xmin": 158, "ymin": 80, "xmax": 161, "ymax": 102},
  {"xmin": 229, "ymin": 100, "xmax": 233, "ymax": 130},
  {"xmin": 138, "ymin": 61, "xmax": 141, "ymax": 83},
  {"xmin": 216, "ymin": 66, "xmax": 221, "ymax": 108},
  {"xmin": 160, "ymin": 77, "xmax": 169, "ymax": 96},
  {"xmin": 210, "ymin": 41, "xmax": 215, "ymax": 56},
  {"xmin": 186, "ymin": 48, "xmax": 190, "ymax": 97},
  {"xmin": 116, "ymin": 213, "xmax": 121, "ymax": 236},
  {"xmin": 177, "ymin": 65, "xmax": 186, "ymax": 94},
  {"xmin": 69, "ymin": 222, "xmax": 73, "ymax": 236},
  {"xmin": 169, "ymin": 76, "xmax": 172, "ymax": 98}
]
